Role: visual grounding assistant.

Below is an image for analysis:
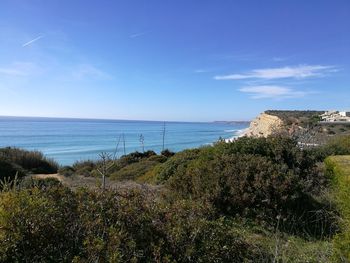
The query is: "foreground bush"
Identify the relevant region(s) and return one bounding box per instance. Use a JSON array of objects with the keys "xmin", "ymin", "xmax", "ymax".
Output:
[
  {"xmin": 0, "ymin": 186, "xmax": 79, "ymax": 262},
  {"xmin": 0, "ymin": 185, "xmax": 272, "ymax": 262}
]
